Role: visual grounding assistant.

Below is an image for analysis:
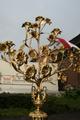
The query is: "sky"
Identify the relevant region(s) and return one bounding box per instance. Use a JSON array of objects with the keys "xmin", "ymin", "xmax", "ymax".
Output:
[{"xmin": 0, "ymin": 0, "xmax": 80, "ymax": 46}]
